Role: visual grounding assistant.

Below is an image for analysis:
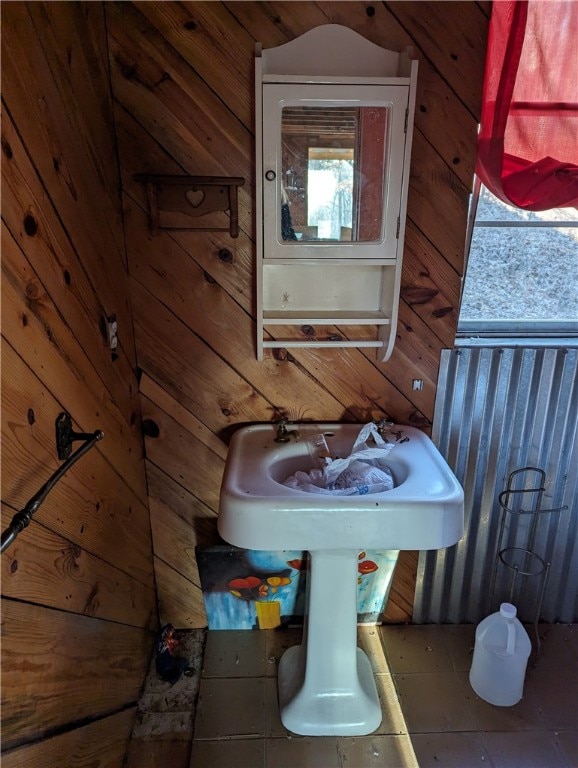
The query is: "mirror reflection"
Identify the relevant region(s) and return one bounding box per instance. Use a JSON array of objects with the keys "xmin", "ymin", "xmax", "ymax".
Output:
[{"xmin": 281, "ymin": 106, "xmax": 388, "ymax": 243}]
